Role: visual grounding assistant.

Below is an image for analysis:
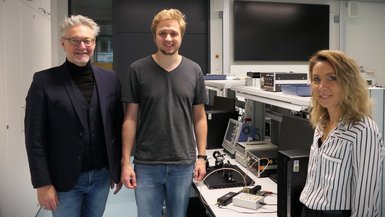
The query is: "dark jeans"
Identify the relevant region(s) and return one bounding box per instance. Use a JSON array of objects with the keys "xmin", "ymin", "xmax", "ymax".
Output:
[{"xmin": 302, "ymin": 206, "xmax": 351, "ymax": 217}]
